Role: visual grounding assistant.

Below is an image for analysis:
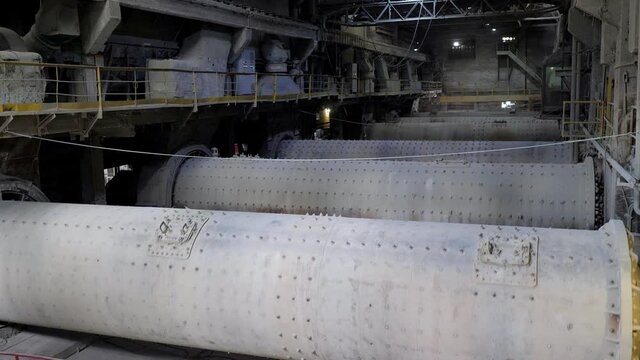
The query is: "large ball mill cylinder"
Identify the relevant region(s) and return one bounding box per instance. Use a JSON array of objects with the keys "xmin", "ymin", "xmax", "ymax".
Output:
[
  {"xmin": 365, "ymin": 119, "xmax": 562, "ymax": 141},
  {"xmin": 139, "ymin": 156, "xmax": 596, "ymax": 229},
  {"xmin": 0, "ymin": 201, "xmax": 637, "ymax": 359},
  {"xmin": 274, "ymin": 140, "xmax": 574, "ymax": 163}
]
